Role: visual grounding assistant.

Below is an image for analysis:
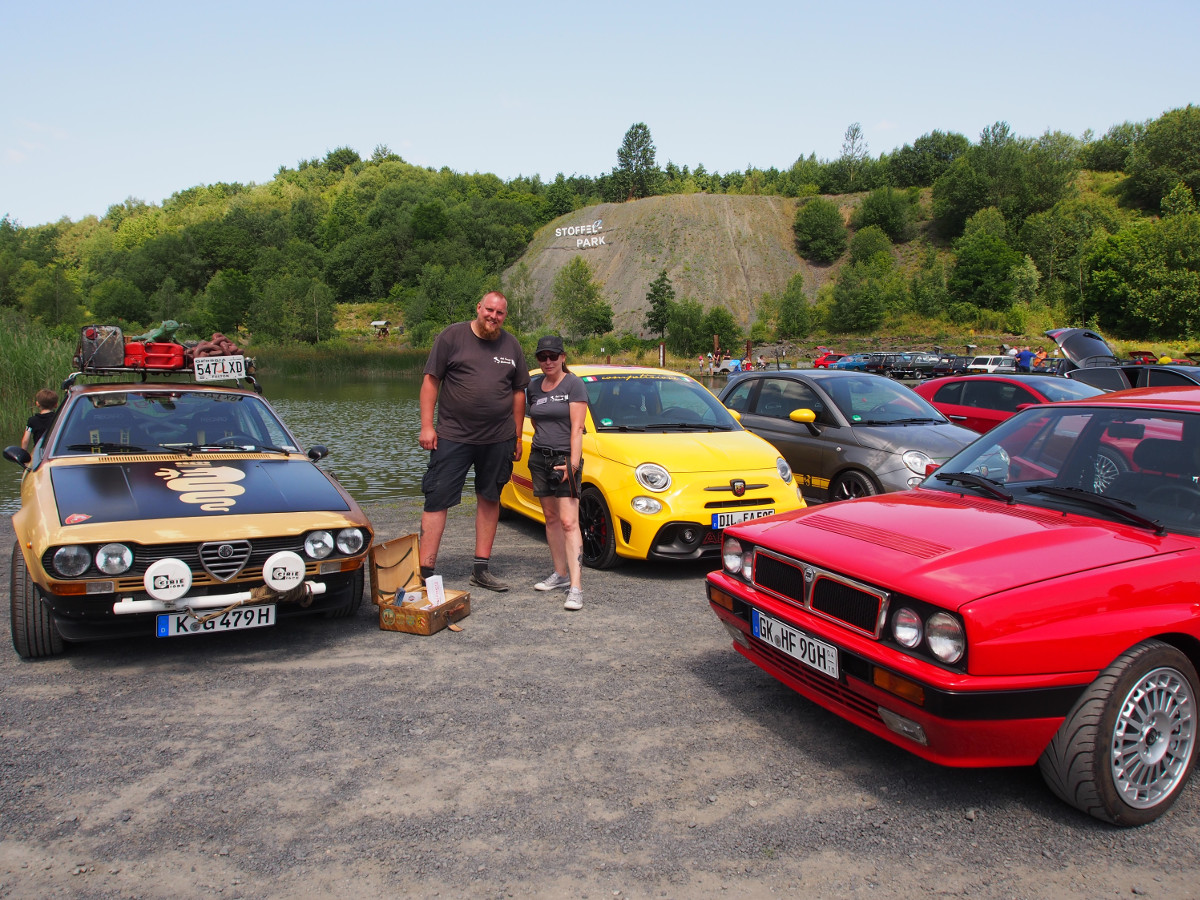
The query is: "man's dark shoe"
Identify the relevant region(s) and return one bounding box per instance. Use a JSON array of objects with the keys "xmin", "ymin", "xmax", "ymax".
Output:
[{"xmin": 469, "ymin": 569, "xmax": 510, "ymax": 592}]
